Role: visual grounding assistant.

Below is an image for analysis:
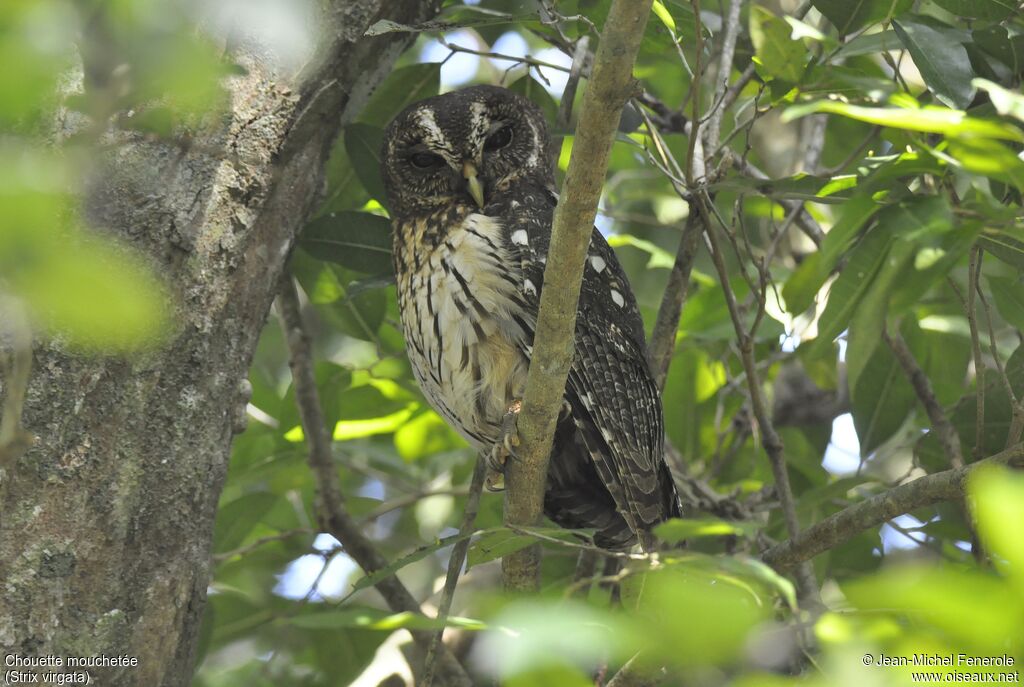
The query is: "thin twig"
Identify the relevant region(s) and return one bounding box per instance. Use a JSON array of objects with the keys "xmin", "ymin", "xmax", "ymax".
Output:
[
  {"xmin": 422, "ymin": 456, "xmax": 487, "ymax": 687},
  {"xmin": 502, "ymin": 0, "xmax": 655, "ymax": 593},
  {"xmin": 968, "ymin": 247, "xmax": 986, "ymax": 460},
  {"xmin": 704, "ymin": 0, "xmax": 744, "ymax": 152},
  {"xmin": 974, "ymin": 270, "xmax": 1024, "ymax": 447},
  {"xmin": 762, "ymin": 443, "xmax": 1024, "ymax": 570},
  {"xmin": 276, "ymin": 273, "xmax": 472, "ymax": 687},
  {"xmin": 647, "ymin": 214, "xmax": 703, "ymax": 389},
  {"xmin": 699, "ymin": 200, "xmax": 820, "ymax": 604},
  {"xmin": 883, "ymin": 328, "xmax": 964, "ymax": 469},
  {"xmin": 684, "ymin": 0, "xmax": 705, "ymax": 185},
  {"xmin": 213, "ymin": 529, "xmax": 314, "ymax": 563},
  {"xmin": 551, "ymin": 36, "xmax": 589, "ymax": 170}
]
